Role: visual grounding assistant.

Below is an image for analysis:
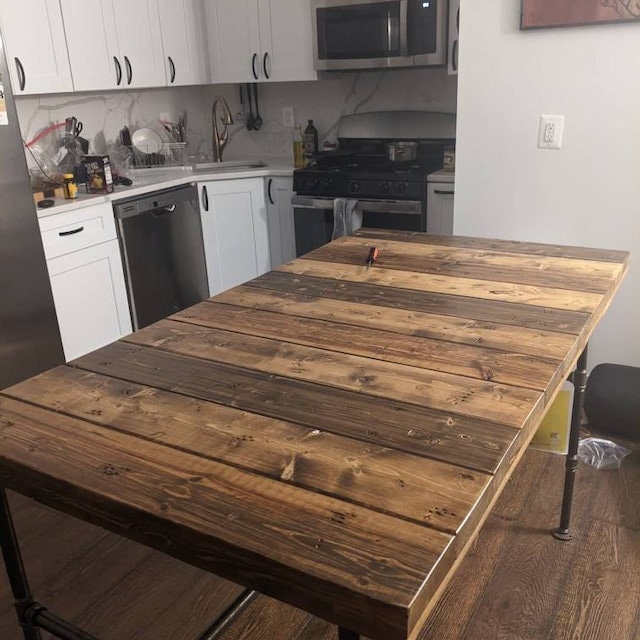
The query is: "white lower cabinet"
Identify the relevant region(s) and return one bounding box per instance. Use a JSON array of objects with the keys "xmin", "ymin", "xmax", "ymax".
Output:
[
  {"xmin": 47, "ymin": 239, "xmax": 132, "ymax": 361},
  {"xmin": 199, "ymin": 178, "xmax": 270, "ymax": 296},
  {"xmin": 40, "ymin": 202, "xmax": 131, "ymax": 362},
  {"xmin": 427, "ymin": 180, "xmax": 455, "ymax": 235},
  {"xmin": 266, "ymin": 176, "xmax": 296, "ymax": 267}
]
